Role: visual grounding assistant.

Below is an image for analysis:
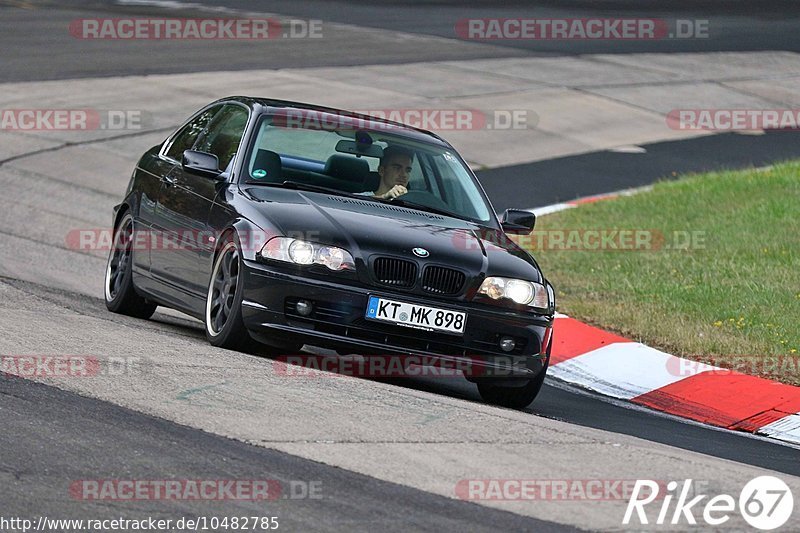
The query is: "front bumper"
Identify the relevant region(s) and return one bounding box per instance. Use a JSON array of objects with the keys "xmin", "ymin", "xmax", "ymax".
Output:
[{"xmin": 240, "ymin": 260, "xmax": 553, "ymax": 381}]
